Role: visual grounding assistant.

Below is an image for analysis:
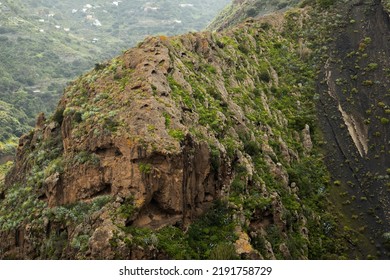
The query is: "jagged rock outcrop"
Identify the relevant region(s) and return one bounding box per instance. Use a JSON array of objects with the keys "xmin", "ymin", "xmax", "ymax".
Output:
[{"xmin": 1, "ymin": 0, "xmax": 389, "ymax": 260}]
